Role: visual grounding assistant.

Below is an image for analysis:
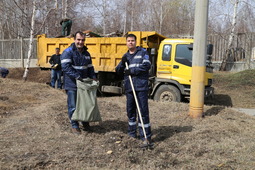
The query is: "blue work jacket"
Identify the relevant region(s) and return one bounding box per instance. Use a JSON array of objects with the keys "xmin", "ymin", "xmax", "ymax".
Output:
[
  {"xmin": 116, "ymin": 47, "xmax": 151, "ymax": 92},
  {"xmin": 61, "ymin": 43, "xmax": 96, "ymax": 90}
]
